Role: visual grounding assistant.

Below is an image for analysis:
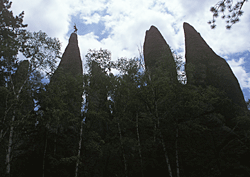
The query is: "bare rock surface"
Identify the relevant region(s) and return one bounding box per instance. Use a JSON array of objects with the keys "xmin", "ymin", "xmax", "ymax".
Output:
[
  {"xmin": 143, "ymin": 26, "xmax": 177, "ymax": 81},
  {"xmin": 57, "ymin": 32, "xmax": 83, "ymax": 76},
  {"xmin": 184, "ymin": 22, "xmax": 246, "ymax": 109}
]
